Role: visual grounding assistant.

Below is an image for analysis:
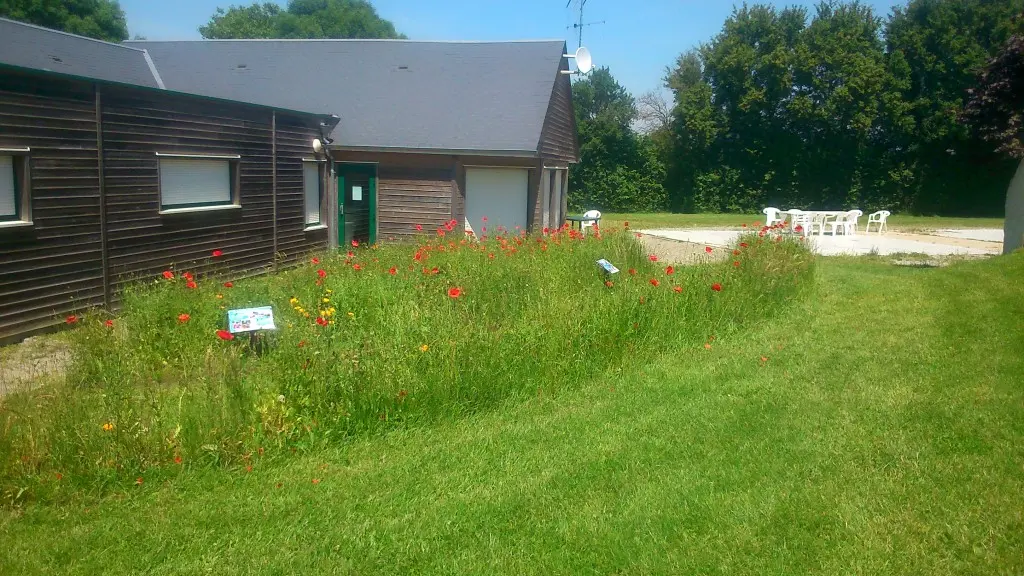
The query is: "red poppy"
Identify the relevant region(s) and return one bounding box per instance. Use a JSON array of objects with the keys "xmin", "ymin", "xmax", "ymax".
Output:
[
  {"xmin": 649, "ymin": 278, "xmax": 660, "ymax": 287},
  {"xmin": 665, "ymin": 266, "xmax": 675, "ymax": 275},
  {"xmin": 316, "ymin": 269, "xmax": 326, "ymax": 279},
  {"xmin": 182, "ymin": 272, "xmax": 194, "ymax": 281},
  {"xmin": 351, "ymin": 240, "xmax": 359, "ymax": 248},
  {"xmin": 623, "ymin": 221, "xmax": 630, "ymax": 228},
  {"xmin": 216, "ymin": 329, "xmax": 234, "ymax": 341},
  {"xmin": 605, "ymin": 280, "xmax": 614, "ymax": 288},
  {"xmin": 705, "ymin": 246, "xmax": 713, "ymax": 254},
  {"xmin": 673, "ymin": 286, "xmax": 683, "ymax": 293},
  {"xmin": 629, "ymin": 268, "xmax": 637, "ymax": 275},
  {"xmin": 104, "ymin": 319, "xmax": 114, "ymax": 328},
  {"xmin": 482, "ymin": 216, "xmax": 488, "ymax": 222},
  {"xmin": 733, "ymin": 249, "xmax": 741, "ymax": 256},
  {"xmin": 760, "ymin": 356, "xmax": 768, "ymax": 363},
  {"xmin": 186, "ymin": 280, "xmax": 198, "ymax": 289},
  {"xmin": 178, "ymin": 313, "xmax": 190, "ymax": 323},
  {"xmin": 211, "ymin": 250, "xmax": 223, "ymax": 257},
  {"xmin": 174, "ymin": 454, "xmax": 182, "ymax": 465},
  {"xmin": 389, "ymin": 266, "xmax": 397, "ymax": 275},
  {"xmin": 742, "ymin": 223, "xmax": 747, "ymax": 228},
  {"xmin": 430, "ymin": 267, "xmax": 439, "ymax": 275},
  {"xmin": 352, "ymin": 264, "xmax": 362, "ymax": 271},
  {"xmin": 135, "ymin": 477, "xmax": 144, "ymax": 486},
  {"xmin": 311, "ymin": 257, "xmax": 320, "ymax": 264},
  {"xmin": 542, "ymin": 226, "xmax": 550, "ymax": 234},
  {"xmin": 447, "ymin": 287, "xmax": 463, "ymax": 299},
  {"xmin": 740, "ymin": 242, "xmax": 749, "ymax": 248},
  {"xmin": 312, "ymin": 478, "xmax": 321, "ymax": 485},
  {"xmin": 711, "ymin": 283, "xmax": 722, "ymax": 292},
  {"xmin": 298, "ymin": 340, "xmax": 306, "ymax": 348},
  {"xmin": 488, "ymin": 253, "xmax": 495, "ymax": 259},
  {"xmin": 65, "ymin": 315, "xmax": 78, "ymax": 324},
  {"xmin": 316, "ymin": 317, "xmax": 328, "ymax": 327},
  {"xmin": 794, "ymin": 225, "xmax": 803, "ymax": 233},
  {"xmin": 415, "ymin": 224, "xmax": 423, "ymax": 231},
  {"xmin": 55, "ymin": 472, "xmax": 63, "ymax": 480},
  {"xmin": 704, "ymin": 343, "xmax": 712, "ymax": 350},
  {"xmin": 648, "ymin": 254, "xmax": 658, "ymax": 262},
  {"xmin": 162, "ymin": 270, "xmax": 174, "ymax": 280},
  {"xmin": 635, "ymin": 233, "xmax": 643, "ymax": 238},
  {"xmin": 733, "ymin": 261, "xmax": 740, "ymax": 267}
]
